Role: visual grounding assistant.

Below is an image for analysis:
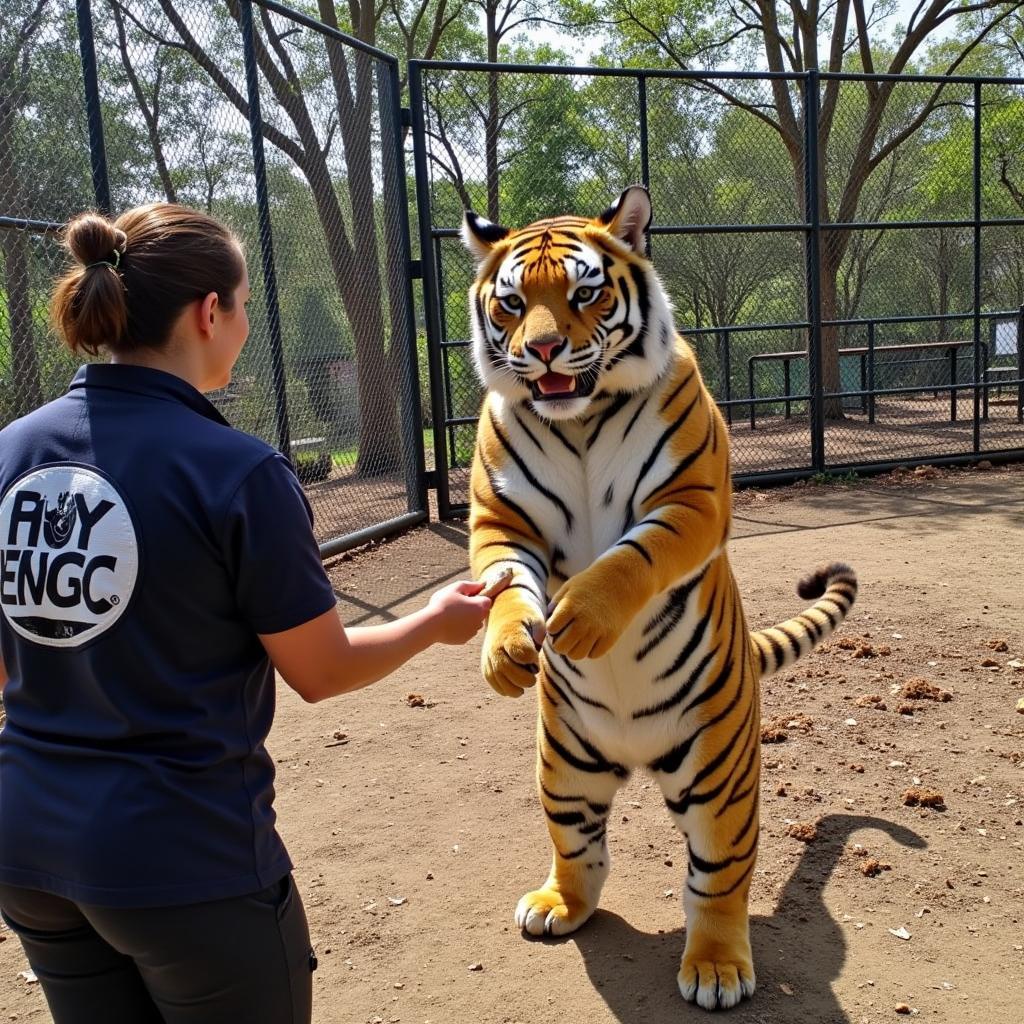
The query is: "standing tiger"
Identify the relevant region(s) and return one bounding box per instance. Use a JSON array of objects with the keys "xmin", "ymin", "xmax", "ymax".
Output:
[{"xmin": 463, "ymin": 185, "xmax": 857, "ymax": 1011}]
